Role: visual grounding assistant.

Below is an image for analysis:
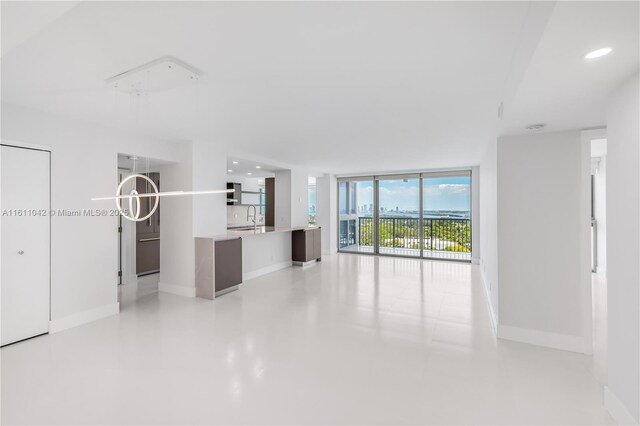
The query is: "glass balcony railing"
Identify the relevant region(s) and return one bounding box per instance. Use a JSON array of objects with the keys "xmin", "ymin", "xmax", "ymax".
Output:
[{"xmin": 342, "ymin": 216, "xmax": 471, "ymax": 260}]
